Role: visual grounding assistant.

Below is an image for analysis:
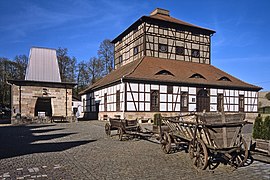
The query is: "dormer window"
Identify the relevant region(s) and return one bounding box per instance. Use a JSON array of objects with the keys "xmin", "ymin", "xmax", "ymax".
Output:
[
  {"xmin": 218, "ymin": 76, "xmax": 231, "ymax": 81},
  {"xmin": 190, "ymin": 73, "xmax": 205, "ymax": 79},
  {"xmin": 155, "ymin": 70, "xmax": 174, "ymax": 76},
  {"xmin": 191, "ymin": 49, "xmax": 200, "ymax": 58},
  {"xmin": 159, "ymin": 44, "xmax": 168, "ymax": 53}
]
